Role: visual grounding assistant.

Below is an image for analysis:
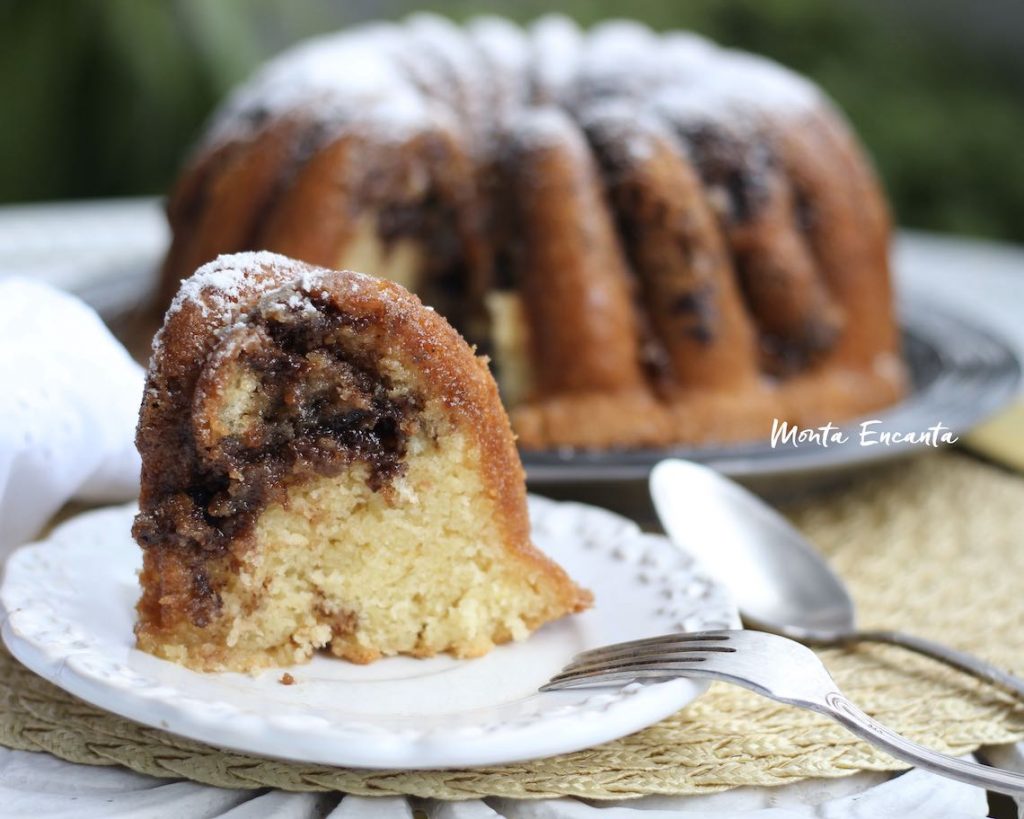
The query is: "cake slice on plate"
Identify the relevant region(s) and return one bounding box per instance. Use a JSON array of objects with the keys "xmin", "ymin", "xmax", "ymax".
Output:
[{"xmin": 133, "ymin": 251, "xmax": 591, "ymax": 672}]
